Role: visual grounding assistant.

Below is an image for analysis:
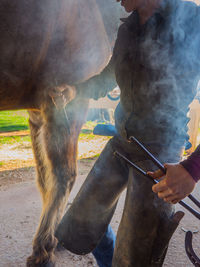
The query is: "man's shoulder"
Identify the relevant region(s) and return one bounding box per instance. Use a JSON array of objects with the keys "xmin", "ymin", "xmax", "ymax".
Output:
[
  {"xmin": 113, "ymin": 12, "xmax": 137, "ymax": 55},
  {"xmin": 118, "ymin": 11, "xmax": 138, "ymax": 31}
]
